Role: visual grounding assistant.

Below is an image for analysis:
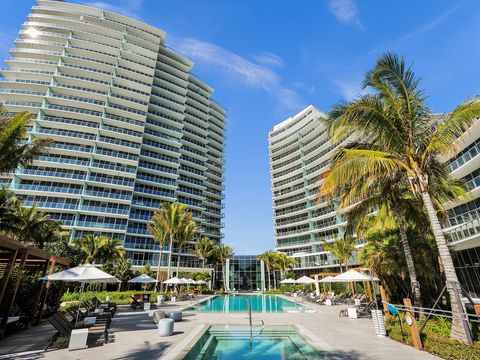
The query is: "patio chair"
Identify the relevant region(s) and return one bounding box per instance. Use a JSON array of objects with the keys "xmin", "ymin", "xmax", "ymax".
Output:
[
  {"xmin": 79, "ymin": 301, "xmax": 113, "ymax": 320},
  {"xmin": 130, "ymin": 295, "xmax": 142, "ymax": 309},
  {"xmin": 46, "ymin": 313, "xmax": 107, "ymax": 350},
  {"xmin": 67, "ymin": 308, "xmax": 111, "ymax": 327},
  {"xmin": 92, "ymin": 297, "xmax": 117, "ymax": 314},
  {"xmin": 339, "ymin": 301, "xmax": 375, "ymax": 318}
]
